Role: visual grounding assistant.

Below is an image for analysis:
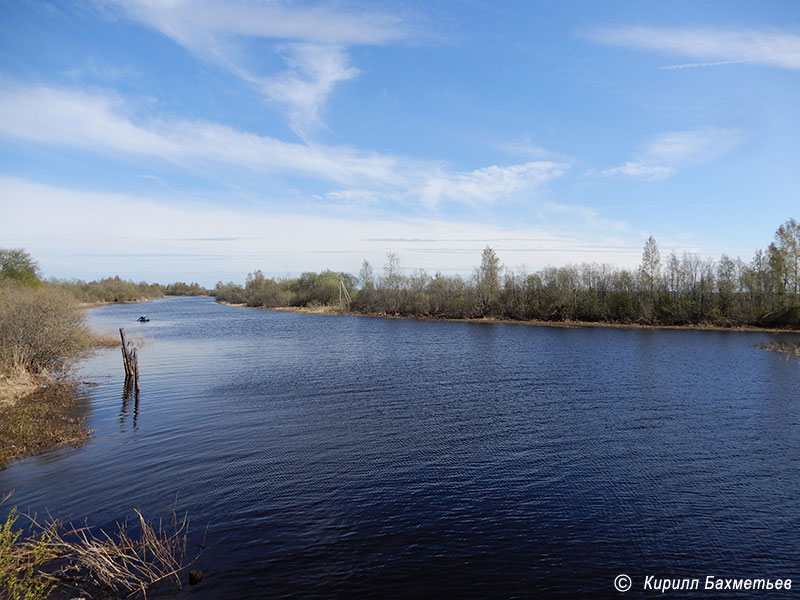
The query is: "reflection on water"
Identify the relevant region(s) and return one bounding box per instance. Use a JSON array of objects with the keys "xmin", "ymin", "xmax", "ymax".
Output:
[
  {"xmin": 1, "ymin": 297, "xmax": 799, "ymax": 599},
  {"xmin": 120, "ymin": 380, "xmax": 139, "ymax": 432}
]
